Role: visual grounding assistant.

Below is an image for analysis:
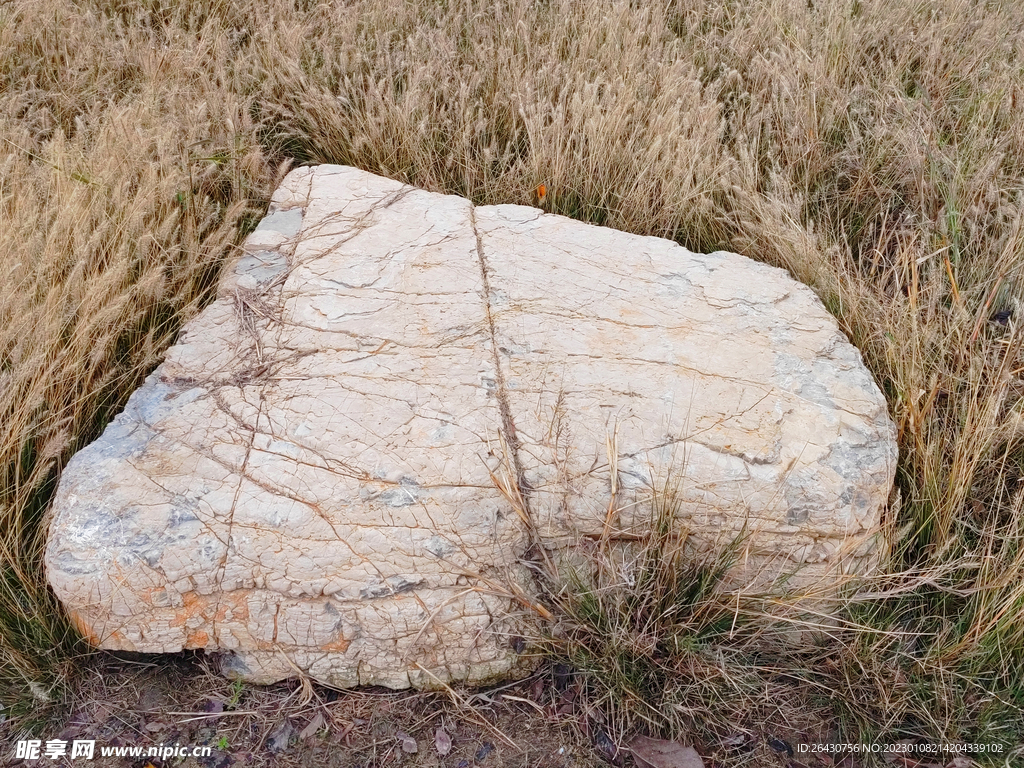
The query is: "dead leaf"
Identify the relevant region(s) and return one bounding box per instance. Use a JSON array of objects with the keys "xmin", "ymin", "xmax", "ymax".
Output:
[
  {"xmin": 396, "ymin": 730, "xmax": 418, "ymax": 753},
  {"xmin": 529, "ymin": 676, "xmax": 545, "ymax": 701},
  {"xmin": 336, "ymin": 721, "xmax": 354, "ymax": 744},
  {"xmin": 578, "ymin": 713, "xmax": 591, "ymax": 737},
  {"xmin": 434, "ymin": 727, "xmax": 452, "ymax": 756},
  {"xmin": 299, "ymin": 713, "xmax": 324, "ymax": 740},
  {"xmin": 555, "ymin": 685, "xmax": 578, "ymax": 716},
  {"xmin": 628, "ymin": 735, "xmax": 704, "ymax": 768}
]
